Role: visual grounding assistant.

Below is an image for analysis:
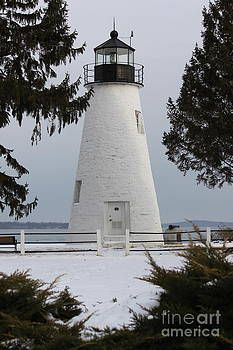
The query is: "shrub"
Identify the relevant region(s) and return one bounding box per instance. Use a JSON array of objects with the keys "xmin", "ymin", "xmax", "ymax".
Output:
[
  {"xmin": 91, "ymin": 244, "xmax": 233, "ymax": 349},
  {"xmin": 0, "ymin": 271, "xmax": 85, "ymax": 350}
]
